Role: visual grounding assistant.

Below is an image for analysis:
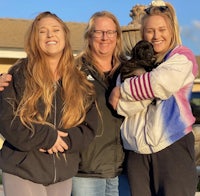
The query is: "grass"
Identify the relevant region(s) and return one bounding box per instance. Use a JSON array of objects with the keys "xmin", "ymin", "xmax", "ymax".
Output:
[{"xmin": 197, "ymin": 178, "xmax": 200, "ymax": 192}]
